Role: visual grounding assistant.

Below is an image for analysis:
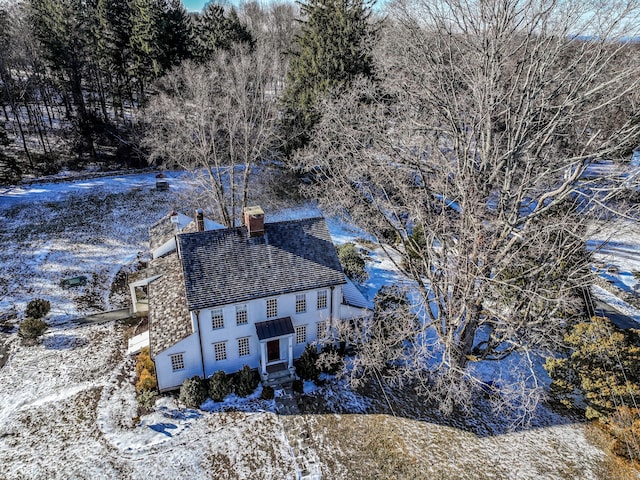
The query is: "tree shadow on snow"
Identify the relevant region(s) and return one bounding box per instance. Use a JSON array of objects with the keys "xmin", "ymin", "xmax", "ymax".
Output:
[{"xmin": 282, "ymin": 377, "xmax": 584, "ymax": 439}]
